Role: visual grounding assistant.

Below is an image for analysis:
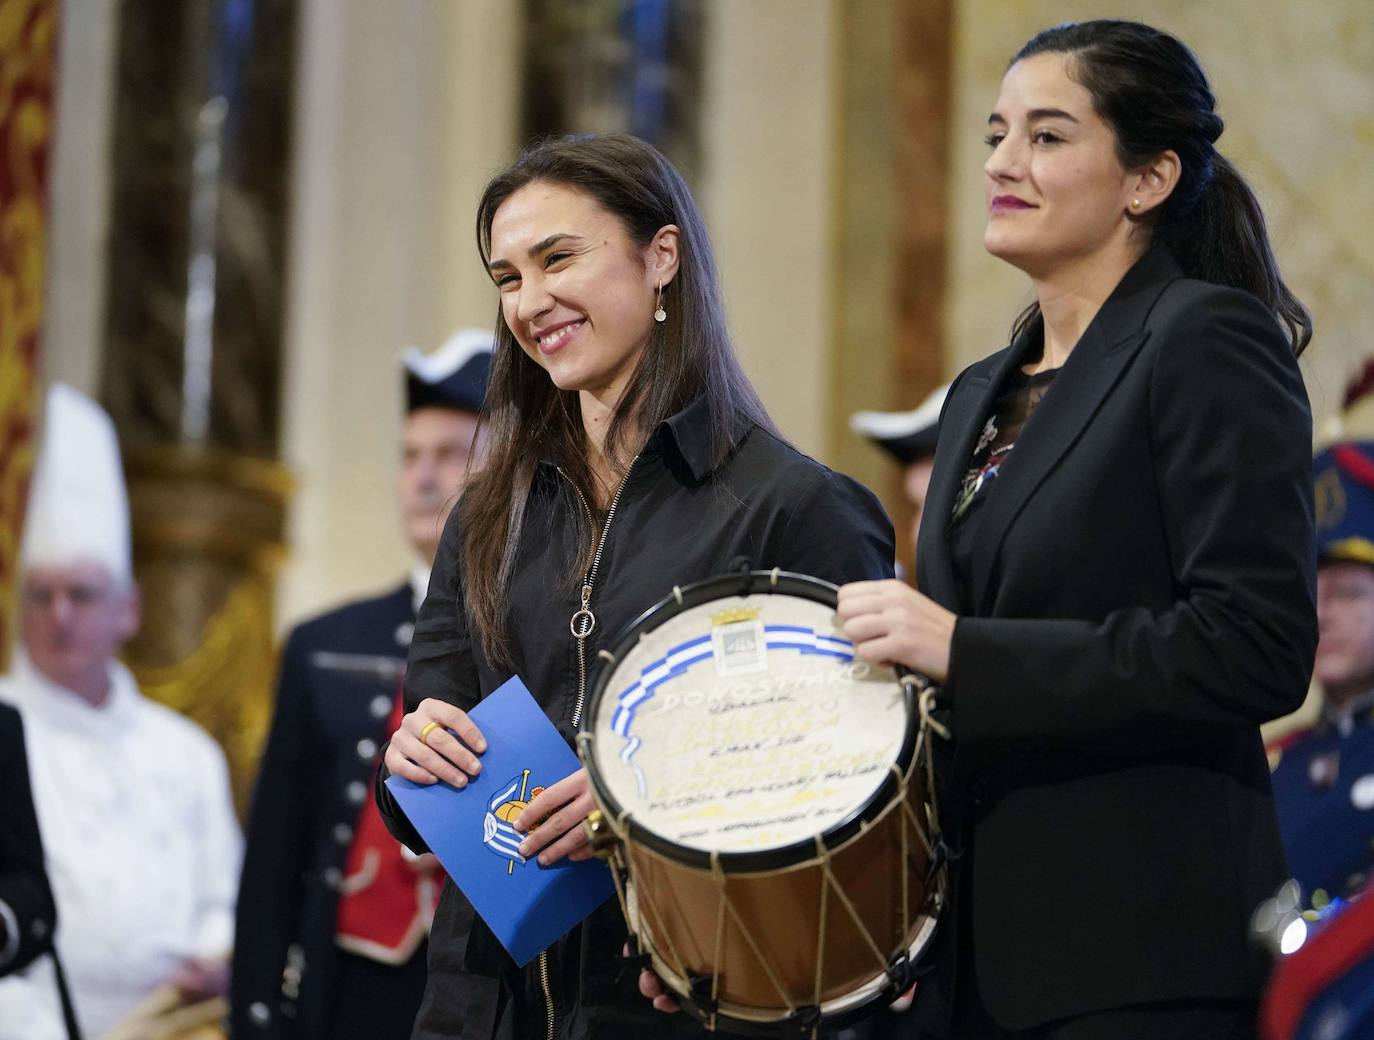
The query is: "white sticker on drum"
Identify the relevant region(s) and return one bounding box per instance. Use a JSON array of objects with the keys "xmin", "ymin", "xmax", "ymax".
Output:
[
  {"xmin": 710, "ymin": 610, "xmax": 769, "ymax": 677},
  {"xmin": 590, "ymin": 592, "xmax": 908, "ymax": 854}
]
